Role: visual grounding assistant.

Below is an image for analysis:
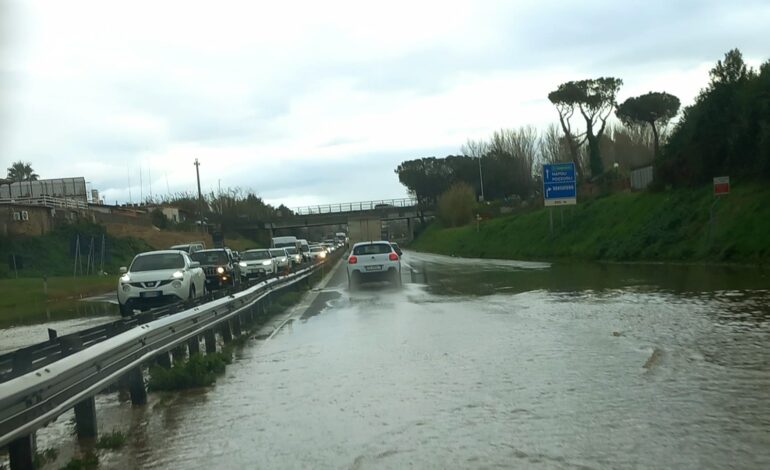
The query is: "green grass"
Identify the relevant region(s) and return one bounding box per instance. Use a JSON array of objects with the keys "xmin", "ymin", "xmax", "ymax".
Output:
[
  {"xmin": 0, "ymin": 221, "xmax": 152, "ymax": 279},
  {"xmin": 59, "ymin": 452, "xmax": 98, "ymax": 470},
  {"xmin": 411, "ymin": 183, "xmax": 770, "ymax": 265},
  {"xmin": 95, "ymin": 430, "xmax": 127, "ymax": 450},
  {"xmin": 148, "ymin": 352, "xmax": 231, "ymax": 391}
]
